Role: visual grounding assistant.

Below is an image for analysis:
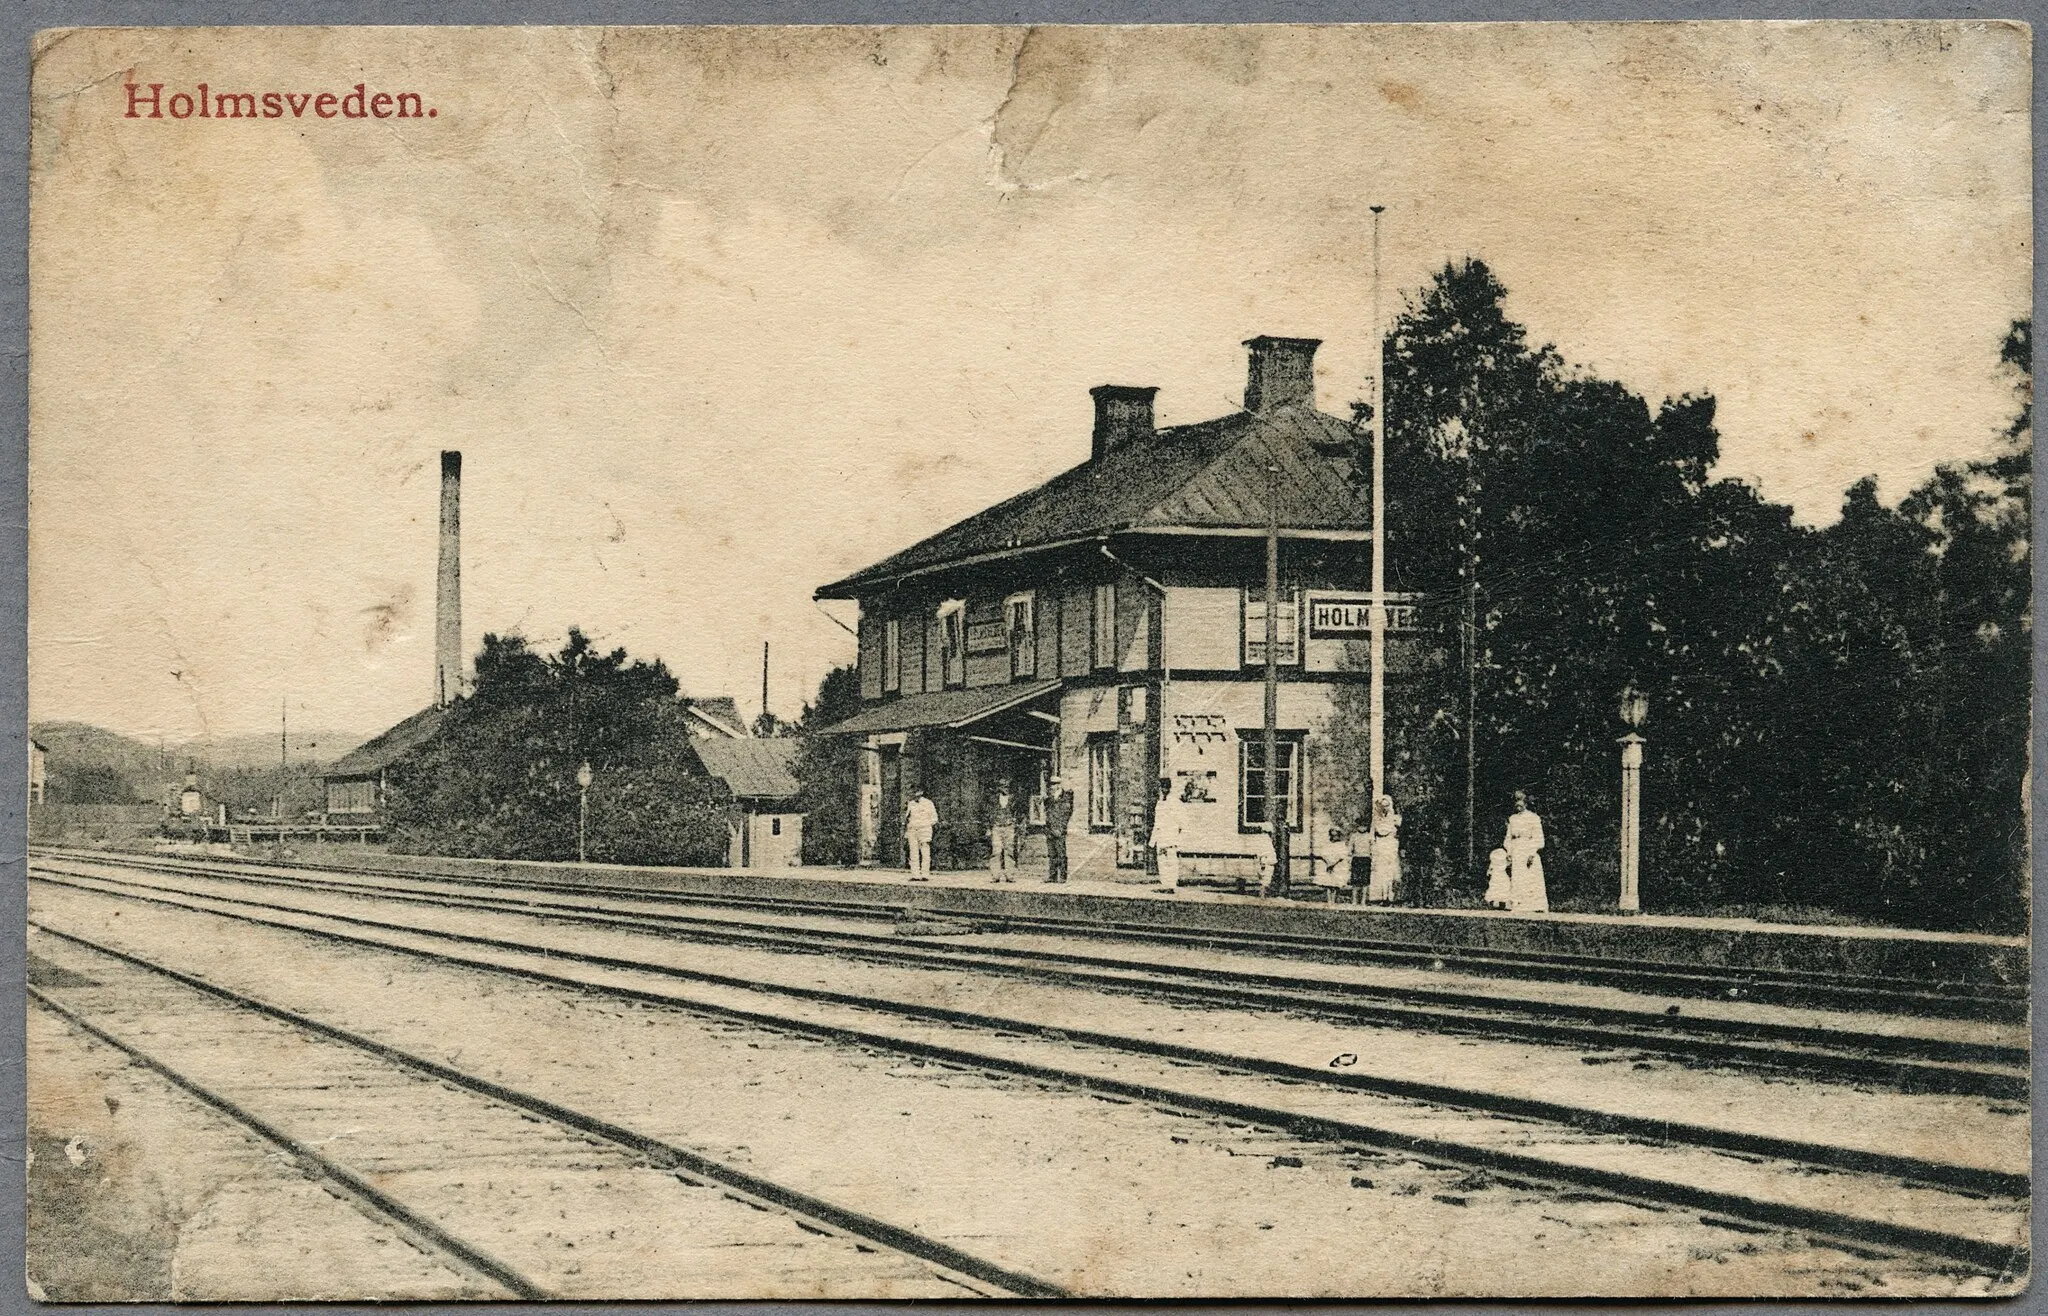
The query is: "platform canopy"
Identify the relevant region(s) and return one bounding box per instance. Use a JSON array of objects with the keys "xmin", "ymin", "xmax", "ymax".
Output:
[{"xmin": 818, "ymin": 680, "xmax": 1062, "ymax": 736}]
